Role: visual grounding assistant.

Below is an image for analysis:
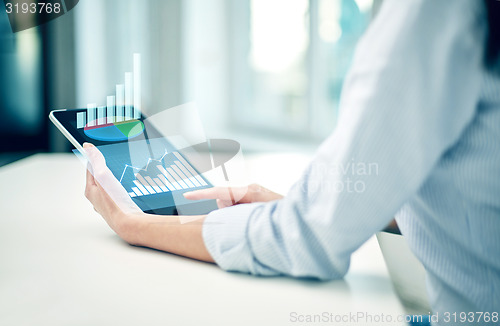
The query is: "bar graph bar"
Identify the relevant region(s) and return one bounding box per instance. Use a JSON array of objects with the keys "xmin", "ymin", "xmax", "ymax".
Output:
[
  {"xmin": 87, "ymin": 103, "xmax": 97, "ymax": 127},
  {"xmin": 125, "ymin": 72, "xmax": 133, "ymax": 119},
  {"xmin": 132, "ymin": 187, "xmax": 143, "ymax": 197},
  {"xmin": 158, "ymin": 174, "xmax": 175, "ymax": 191},
  {"xmin": 172, "ymin": 165, "xmax": 195, "ymax": 188},
  {"xmin": 136, "ymin": 174, "xmax": 155, "ymax": 194},
  {"xmin": 145, "ymin": 176, "xmax": 162, "ymax": 193},
  {"xmin": 124, "ymin": 151, "xmax": 210, "ymax": 199},
  {"xmin": 152, "ymin": 177, "xmax": 168, "ymax": 192},
  {"xmin": 107, "ymin": 96, "xmax": 115, "ymax": 123},
  {"xmin": 97, "ymin": 106, "xmax": 106, "ymax": 125},
  {"xmin": 167, "ymin": 167, "xmax": 189, "ymax": 189},
  {"xmin": 133, "ymin": 180, "xmax": 149, "ymax": 195},
  {"xmin": 158, "ymin": 166, "xmax": 181, "ymax": 190},
  {"xmin": 133, "ymin": 53, "xmax": 141, "ymax": 119},
  {"xmin": 116, "ymin": 84, "xmax": 125, "ymax": 122},
  {"xmin": 80, "ymin": 54, "xmax": 142, "ymax": 129},
  {"xmin": 174, "ymin": 161, "xmax": 201, "ymax": 187},
  {"xmin": 77, "ymin": 112, "xmax": 86, "ymax": 129},
  {"xmin": 173, "ymin": 152, "xmax": 208, "ymax": 186}
]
